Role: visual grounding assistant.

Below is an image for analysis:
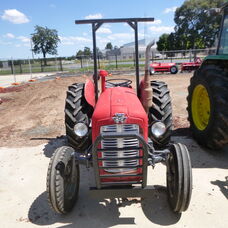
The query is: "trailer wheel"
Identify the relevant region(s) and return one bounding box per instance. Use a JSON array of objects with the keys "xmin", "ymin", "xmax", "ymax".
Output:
[
  {"xmin": 170, "ymin": 66, "xmax": 178, "ymax": 74},
  {"xmin": 47, "ymin": 146, "xmax": 79, "ymax": 214},
  {"xmin": 149, "ymin": 67, "xmax": 155, "ymax": 75},
  {"xmin": 65, "ymin": 83, "xmax": 93, "ymax": 151},
  {"xmin": 166, "ymin": 143, "xmax": 192, "ymax": 213},
  {"xmin": 149, "ymin": 81, "xmax": 173, "ymax": 145}
]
